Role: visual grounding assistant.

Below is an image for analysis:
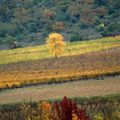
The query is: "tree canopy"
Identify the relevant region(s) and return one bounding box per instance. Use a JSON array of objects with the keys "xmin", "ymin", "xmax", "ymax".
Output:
[{"xmin": 0, "ymin": 0, "xmax": 120, "ymax": 49}]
